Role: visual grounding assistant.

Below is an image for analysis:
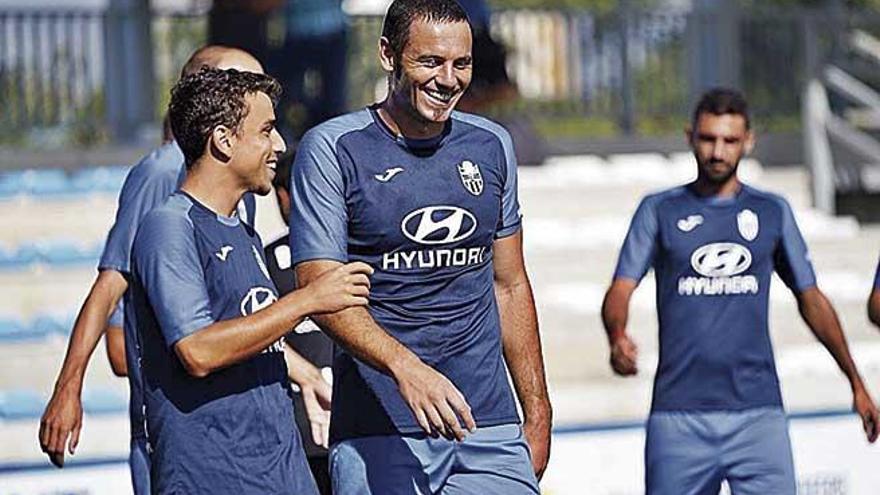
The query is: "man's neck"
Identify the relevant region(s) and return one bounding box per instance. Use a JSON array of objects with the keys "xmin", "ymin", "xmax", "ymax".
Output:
[
  {"xmin": 691, "ymin": 175, "xmax": 742, "ymax": 199},
  {"xmin": 377, "ymin": 99, "xmax": 444, "ymax": 140},
  {"xmin": 180, "ymin": 161, "xmax": 245, "ymax": 217}
]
